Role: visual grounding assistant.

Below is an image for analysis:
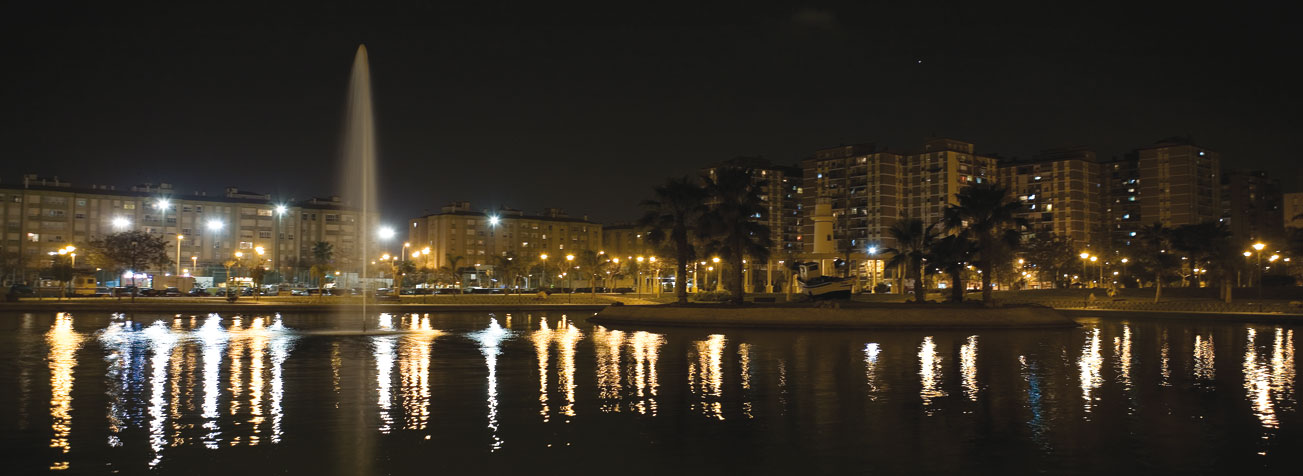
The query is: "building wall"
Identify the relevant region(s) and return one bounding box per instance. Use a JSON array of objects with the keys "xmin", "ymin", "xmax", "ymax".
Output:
[
  {"xmin": 998, "ymin": 148, "xmax": 1104, "ymax": 247},
  {"xmin": 0, "ymin": 177, "xmax": 365, "ymax": 282},
  {"xmin": 1222, "ymin": 170, "xmax": 1283, "ymax": 242},
  {"xmin": 1285, "ymin": 192, "xmax": 1303, "ymax": 230},
  {"xmin": 800, "ymin": 139, "xmax": 996, "ymax": 257},
  {"xmin": 407, "ymin": 203, "xmax": 602, "ymax": 271},
  {"xmin": 1137, "ymin": 142, "xmax": 1221, "ymax": 228}
]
